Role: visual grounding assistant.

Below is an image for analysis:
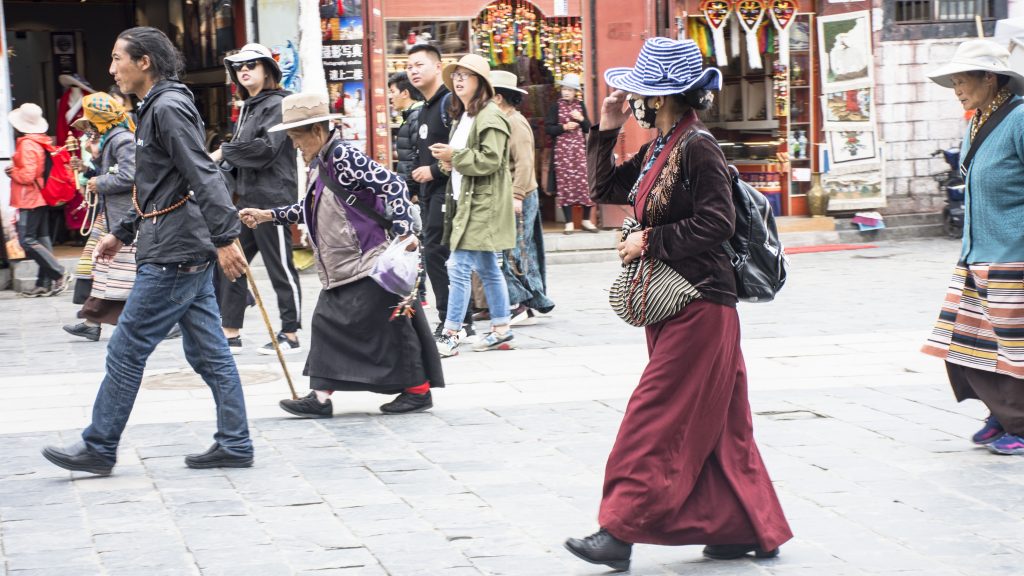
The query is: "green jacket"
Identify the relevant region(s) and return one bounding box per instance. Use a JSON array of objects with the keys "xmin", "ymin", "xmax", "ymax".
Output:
[{"xmin": 442, "ymin": 101, "xmax": 515, "ymax": 252}]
